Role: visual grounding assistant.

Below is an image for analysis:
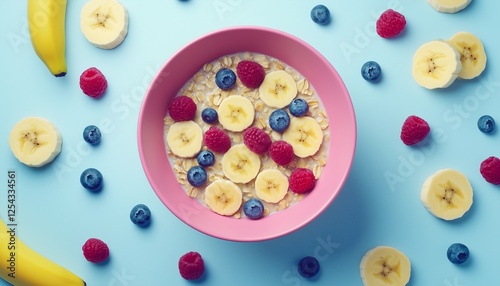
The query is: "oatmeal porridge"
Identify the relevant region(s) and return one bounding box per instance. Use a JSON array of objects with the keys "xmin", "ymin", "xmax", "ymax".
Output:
[{"xmin": 163, "ymin": 52, "xmax": 330, "ymax": 219}]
